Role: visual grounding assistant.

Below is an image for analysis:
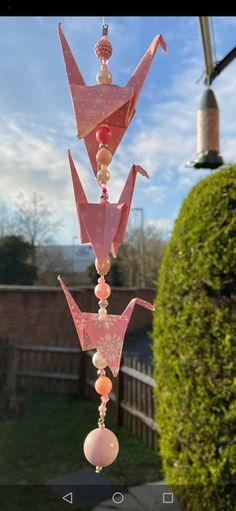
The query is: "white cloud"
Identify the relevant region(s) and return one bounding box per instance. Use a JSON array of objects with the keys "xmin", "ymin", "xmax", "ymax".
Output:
[
  {"xmin": 143, "ymin": 185, "xmax": 166, "ymax": 203},
  {"xmin": 0, "ymin": 114, "xmax": 93, "ymax": 214},
  {"xmin": 147, "ymin": 217, "xmax": 174, "ymax": 237}
]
